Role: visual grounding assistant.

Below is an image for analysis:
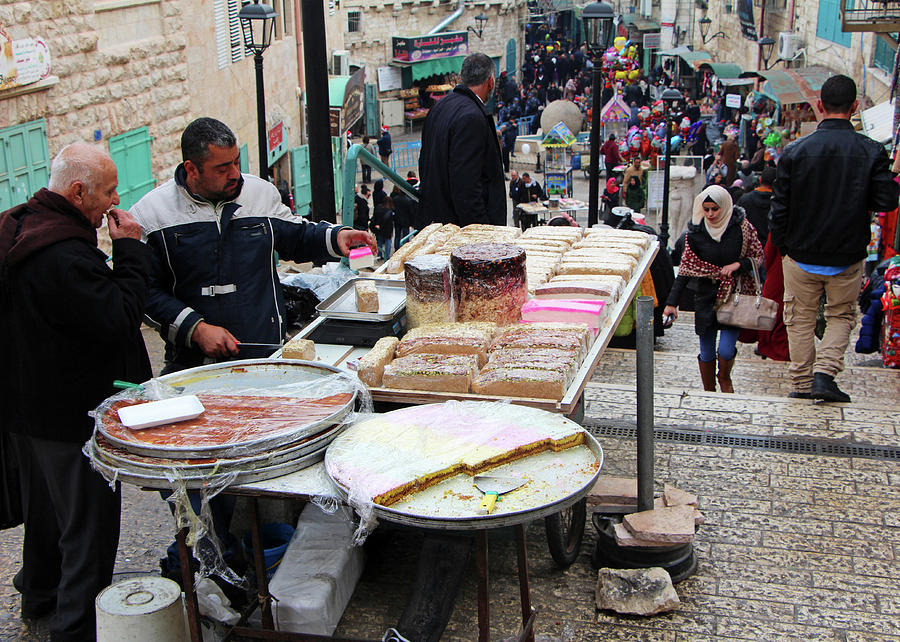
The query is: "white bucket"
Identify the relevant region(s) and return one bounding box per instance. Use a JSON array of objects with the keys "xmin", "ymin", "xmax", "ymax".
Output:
[{"xmin": 96, "ymin": 576, "xmax": 189, "ymax": 642}]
